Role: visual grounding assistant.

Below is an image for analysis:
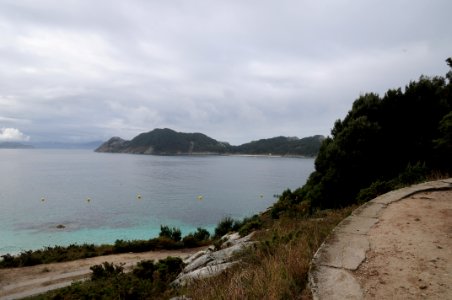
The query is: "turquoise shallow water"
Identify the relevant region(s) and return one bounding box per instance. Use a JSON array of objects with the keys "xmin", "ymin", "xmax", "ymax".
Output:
[{"xmin": 0, "ymin": 150, "xmax": 314, "ymax": 255}]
